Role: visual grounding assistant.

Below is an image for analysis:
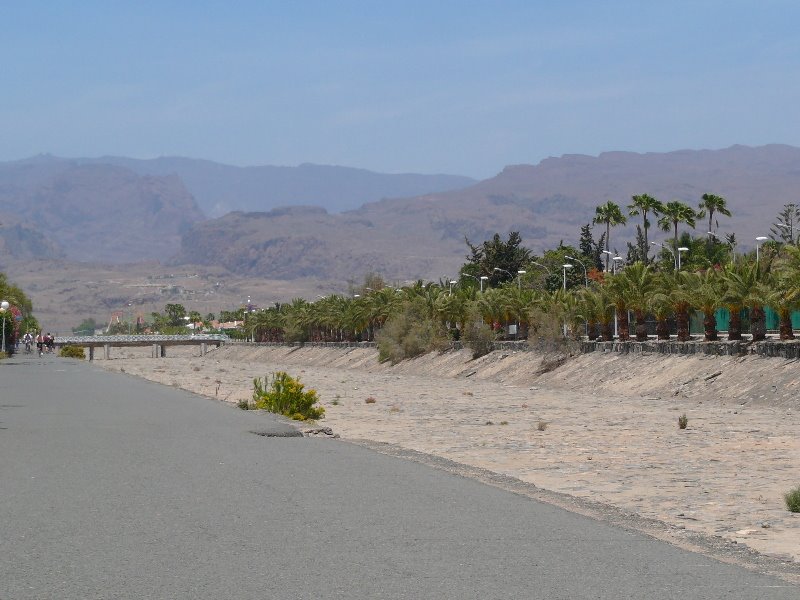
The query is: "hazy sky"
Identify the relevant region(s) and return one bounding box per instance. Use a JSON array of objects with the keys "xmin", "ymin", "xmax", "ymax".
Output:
[{"xmin": 2, "ymin": 1, "xmax": 799, "ymax": 178}]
